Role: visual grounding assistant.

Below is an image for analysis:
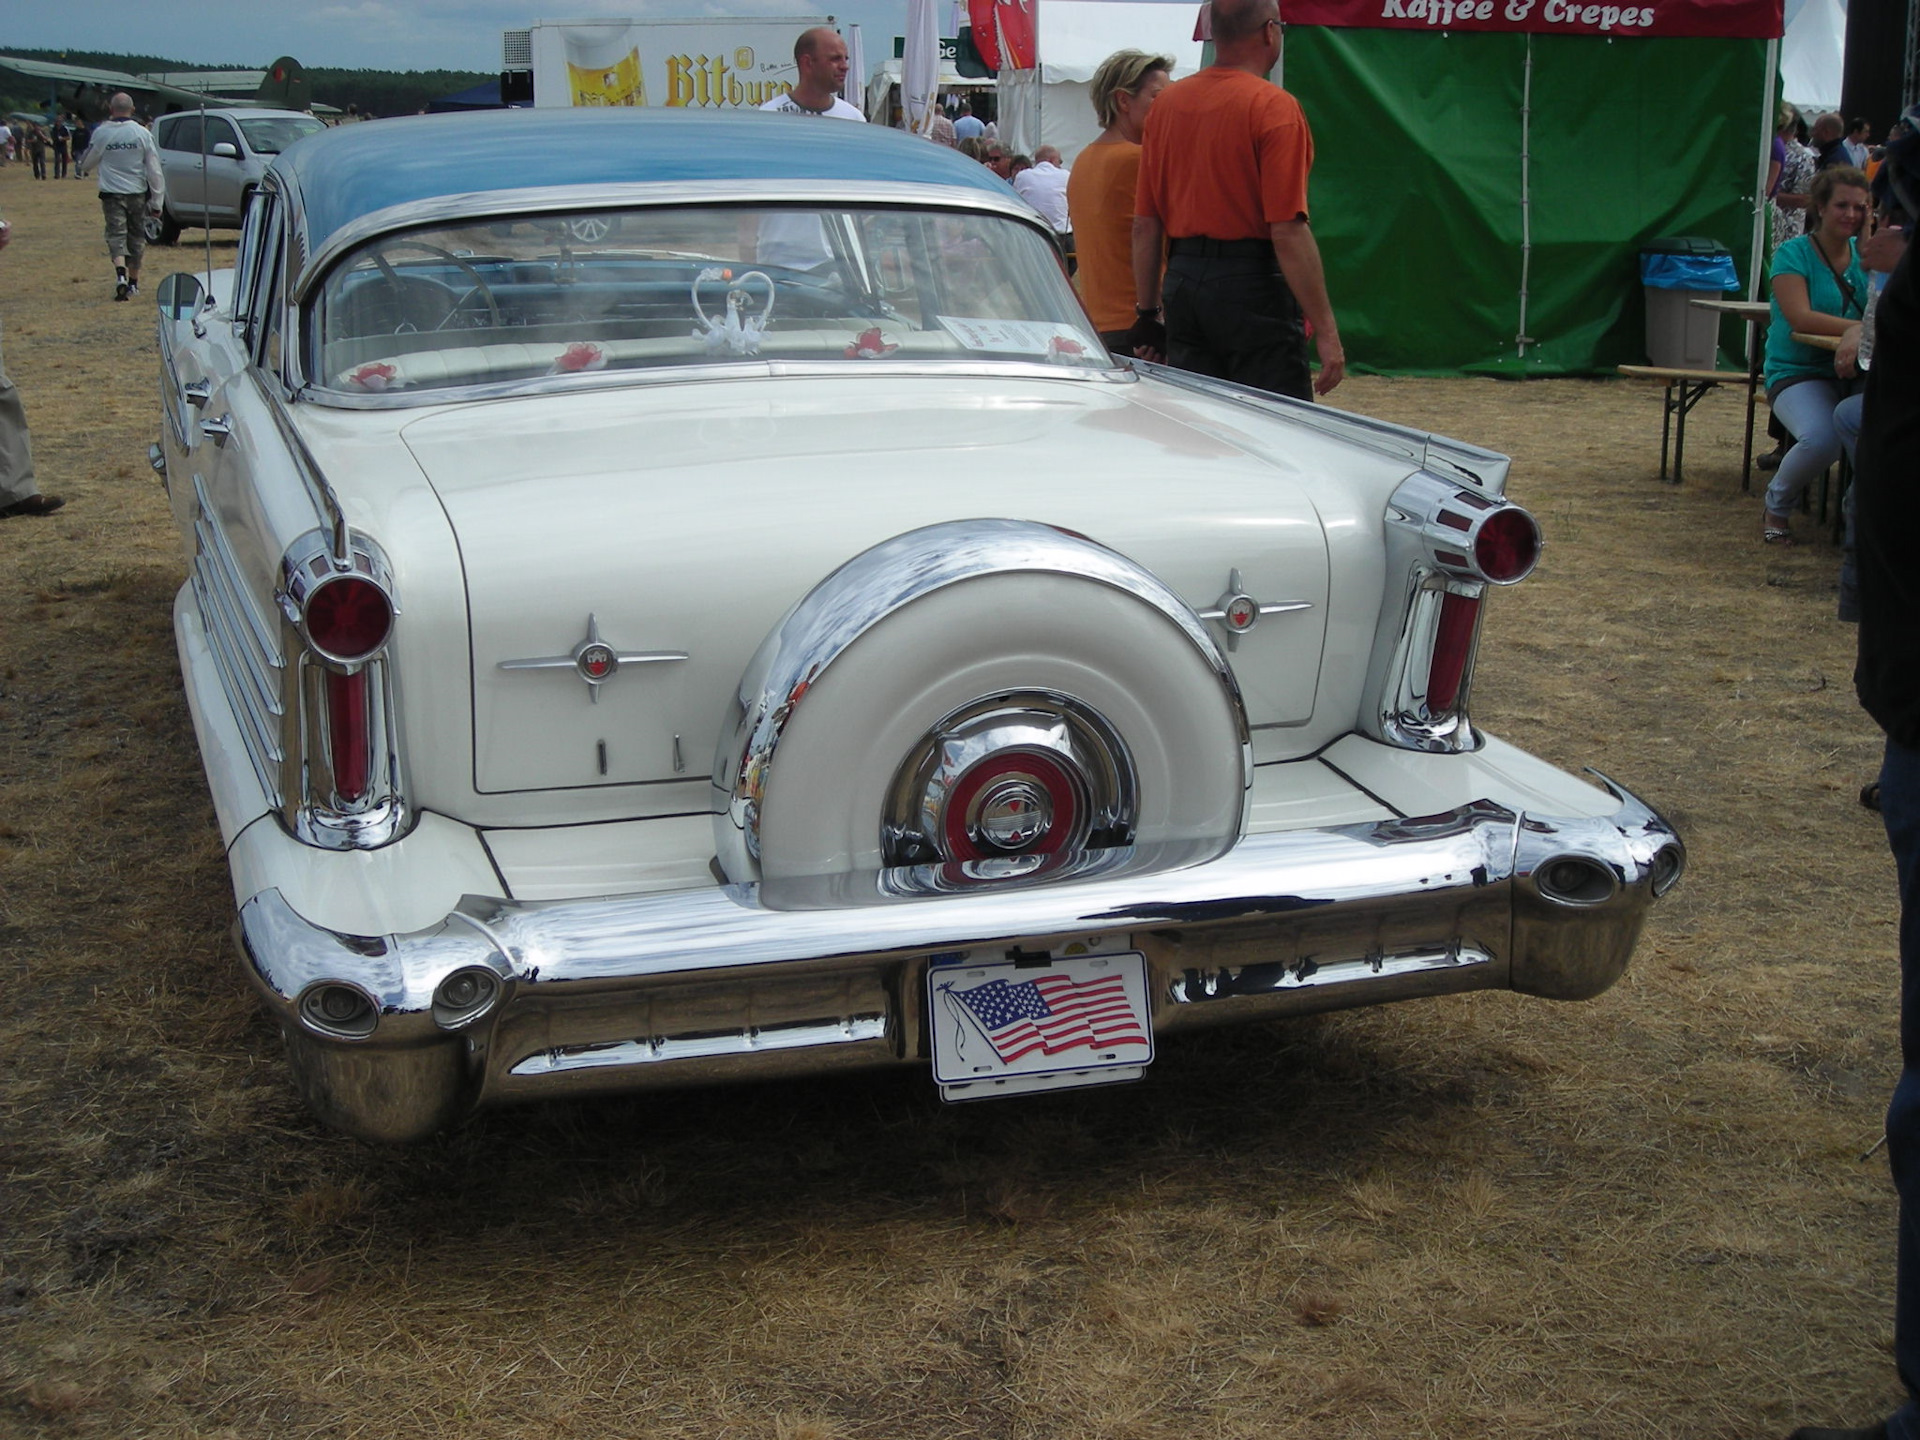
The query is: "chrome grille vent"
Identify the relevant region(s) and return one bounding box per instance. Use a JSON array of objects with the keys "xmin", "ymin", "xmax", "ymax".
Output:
[{"xmin": 190, "ymin": 476, "xmax": 285, "ymax": 807}]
